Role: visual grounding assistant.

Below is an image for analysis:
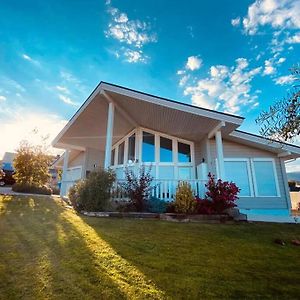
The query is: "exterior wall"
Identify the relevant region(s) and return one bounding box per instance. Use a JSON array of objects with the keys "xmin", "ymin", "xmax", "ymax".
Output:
[
  {"xmin": 210, "ymin": 138, "xmax": 290, "ymax": 210},
  {"xmin": 68, "ymin": 152, "xmax": 85, "ymax": 168},
  {"xmin": 84, "ymin": 148, "xmax": 105, "ymax": 173}
]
